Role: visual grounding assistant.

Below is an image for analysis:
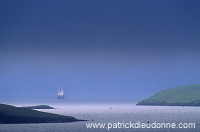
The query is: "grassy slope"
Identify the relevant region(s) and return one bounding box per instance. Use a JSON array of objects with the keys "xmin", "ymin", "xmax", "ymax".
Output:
[
  {"xmin": 0, "ymin": 104, "xmax": 80, "ymax": 124},
  {"xmin": 137, "ymin": 84, "xmax": 200, "ymax": 105}
]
